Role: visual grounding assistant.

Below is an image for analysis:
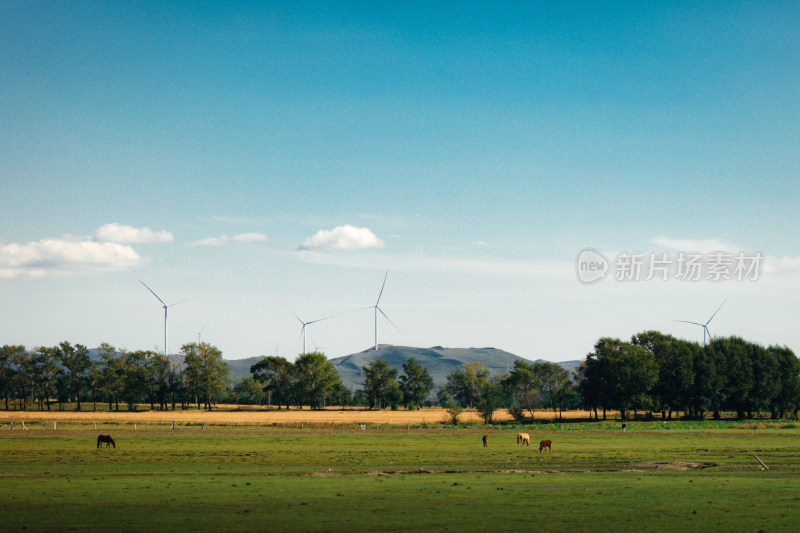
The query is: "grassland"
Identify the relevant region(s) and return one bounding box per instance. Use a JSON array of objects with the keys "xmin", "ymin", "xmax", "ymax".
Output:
[{"xmin": 1, "ymin": 411, "xmax": 799, "ymax": 532}]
